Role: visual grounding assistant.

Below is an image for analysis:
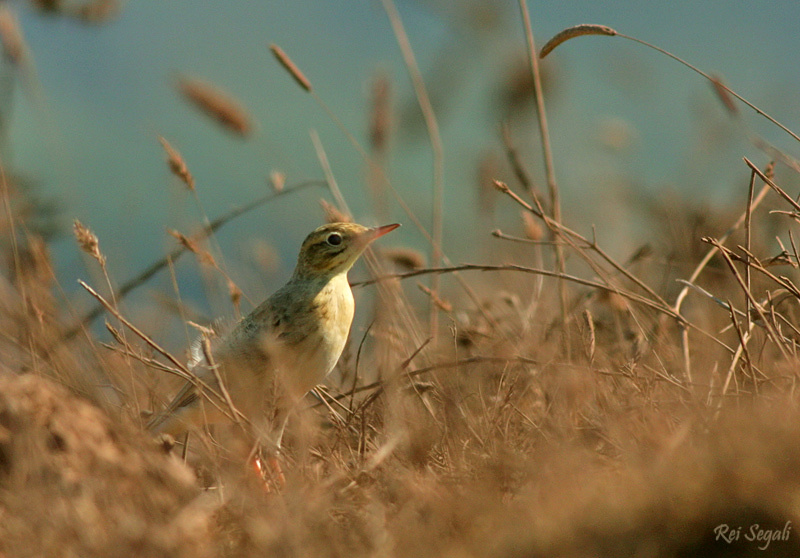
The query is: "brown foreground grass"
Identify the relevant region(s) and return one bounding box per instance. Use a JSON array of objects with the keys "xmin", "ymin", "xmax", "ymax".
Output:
[{"xmin": 2, "ymin": 155, "xmax": 800, "ymax": 558}]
